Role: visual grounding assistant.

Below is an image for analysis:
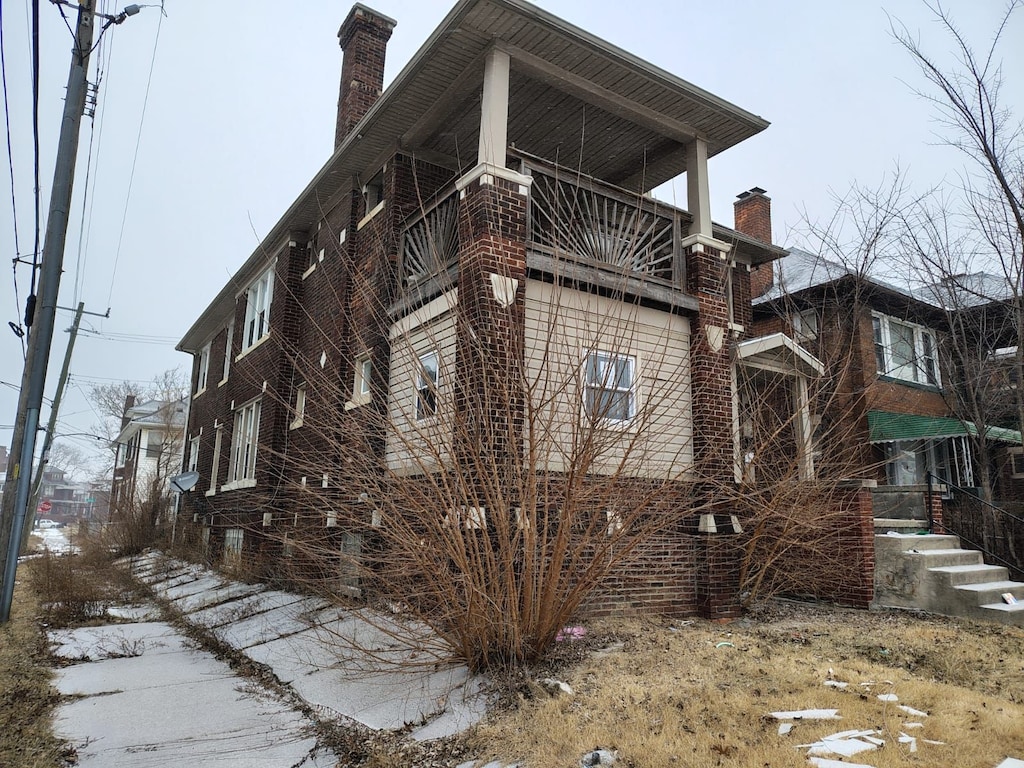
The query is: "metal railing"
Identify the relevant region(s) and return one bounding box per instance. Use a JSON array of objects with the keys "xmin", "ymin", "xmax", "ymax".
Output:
[{"xmin": 927, "ymin": 471, "xmax": 1024, "ymax": 579}]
